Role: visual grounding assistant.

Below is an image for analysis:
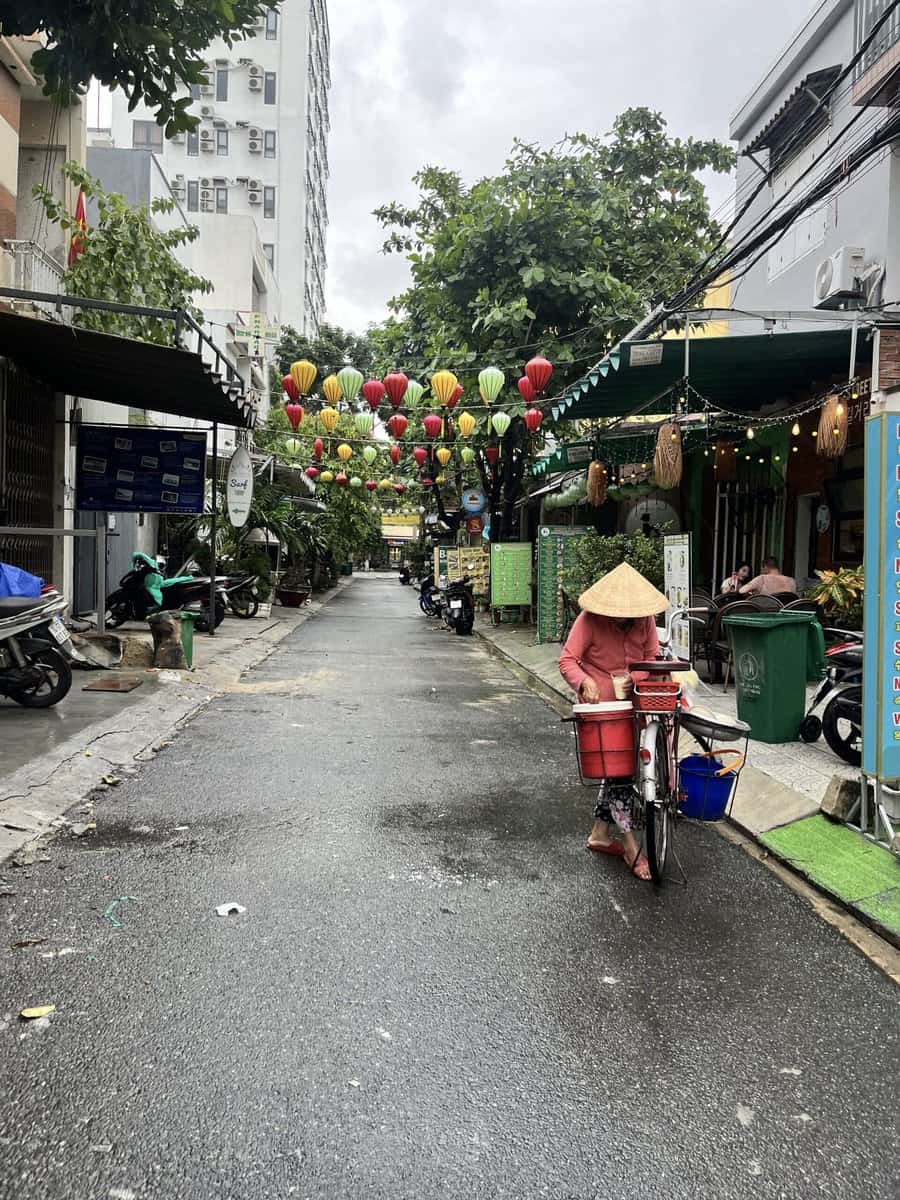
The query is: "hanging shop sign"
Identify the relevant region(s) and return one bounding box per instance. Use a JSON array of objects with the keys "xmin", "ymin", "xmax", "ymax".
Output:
[
  {"xmin": 461, "ymin": 488, "xmax": 487, "ymax": 516},
  {"xmin": 434, "ymin": 545, "xmax": 490, "ymax": 596},
  {"xmin": 663, "ymin": 533, "xmax": 692, "ymax": 661},
  {"xmin": 629, "ymin": 342, "xmax": 665, "ymax": 367},
  {"xmin": 226, "ymin": 446, "xmax": 254, "ymax": 528},
  {"xmin": 76, "ymin": 425, "xmax": 207, "ymax": 514},
  {"xmin": 466, "ymin": 516, "xmax": 484, "ymax": 535},
  {"xmin": 490, "ymin": 543, "xmax": 533, "ymax": 608}
]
